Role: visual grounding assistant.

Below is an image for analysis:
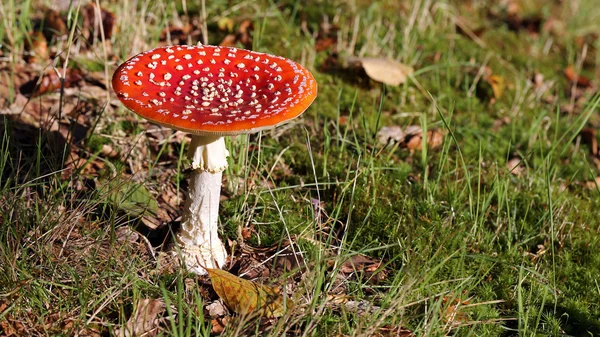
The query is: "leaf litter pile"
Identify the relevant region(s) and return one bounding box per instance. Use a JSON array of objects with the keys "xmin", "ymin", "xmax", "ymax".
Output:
[{"xmin": 1, "ymin": 0, "xmax": 600, "ymax": 336}]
